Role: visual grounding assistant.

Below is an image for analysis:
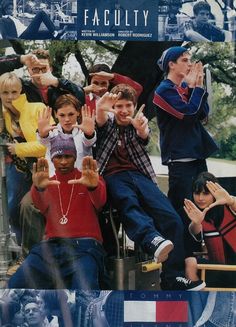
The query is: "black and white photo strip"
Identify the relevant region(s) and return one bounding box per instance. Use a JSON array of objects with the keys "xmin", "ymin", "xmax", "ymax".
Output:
[
  {"xmin": 0, "ymin": 0, "xmax": 77, "ymax": 40},
  {"xmin": 0, "ymin": 290, "xmax": 236, "ymax": 326},
  {"xmin": 158, "ymin": 0, "xmax": 236, "ymax": 41}
]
